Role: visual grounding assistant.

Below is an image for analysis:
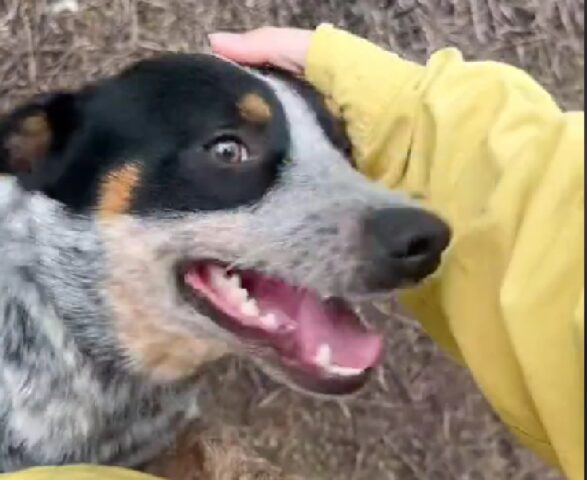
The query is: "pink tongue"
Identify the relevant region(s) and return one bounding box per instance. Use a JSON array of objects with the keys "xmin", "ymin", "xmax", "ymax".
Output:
[
  {"xmin": 297, "ymin": 294, "xmax": 382, "ymax": 370},
  {"xmin": 248, "ymin": 278, "xmax": 382, "ymax": 370}
]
